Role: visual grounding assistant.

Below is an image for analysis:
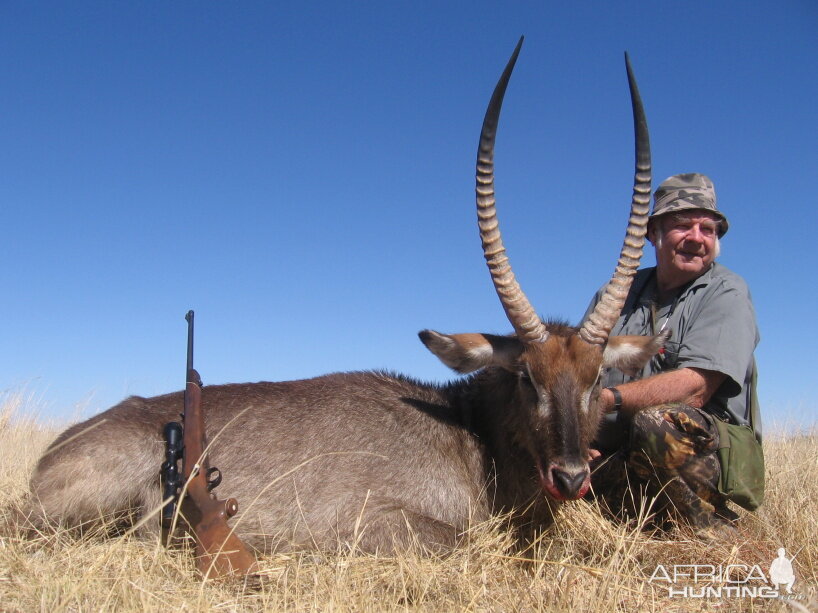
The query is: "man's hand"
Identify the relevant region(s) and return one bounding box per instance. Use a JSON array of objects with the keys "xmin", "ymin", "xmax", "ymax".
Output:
[{"xmin": 599, "ymin": 387, "xmax": 617, "ymax": 413}]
